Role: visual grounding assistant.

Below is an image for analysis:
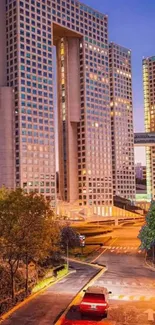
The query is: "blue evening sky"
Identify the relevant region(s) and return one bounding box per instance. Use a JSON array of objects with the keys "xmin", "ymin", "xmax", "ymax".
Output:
[{"xmin": 81, "ymin": 0, "xmax": 155, "ymax": 164}]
